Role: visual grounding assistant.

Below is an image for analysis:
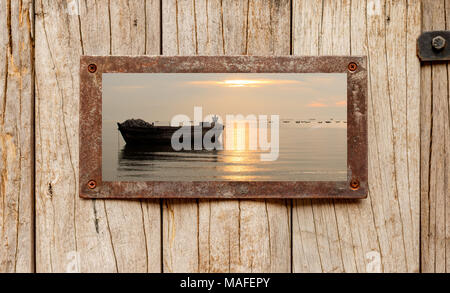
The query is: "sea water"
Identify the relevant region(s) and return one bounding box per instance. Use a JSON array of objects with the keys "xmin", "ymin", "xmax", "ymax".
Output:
[{"xmin": 102, "ymin": 121, "xmax": 347, "ymax": 181}]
